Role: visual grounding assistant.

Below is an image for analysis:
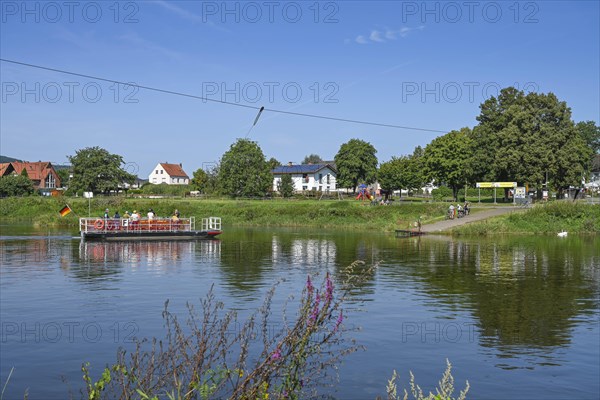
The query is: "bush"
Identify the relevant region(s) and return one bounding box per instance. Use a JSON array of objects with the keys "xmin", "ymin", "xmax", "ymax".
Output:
[
  {"xmin": 0, "ymin": 175, "xmax": 34, "ymax": 197},
  {"xmin": 141, "ymin": 183, "xmax": 192, "ymax": 196},
  {"xmin": 431, "ymin": 186, "xmax": 453, "ymax": 201}
]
